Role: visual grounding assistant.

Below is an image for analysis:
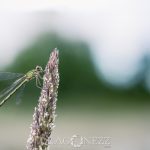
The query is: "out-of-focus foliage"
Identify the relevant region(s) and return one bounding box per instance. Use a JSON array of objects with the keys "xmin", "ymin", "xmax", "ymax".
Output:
[{"xmin": 0, "ymin": 34, "xmax": 149, "ymax": 112}]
